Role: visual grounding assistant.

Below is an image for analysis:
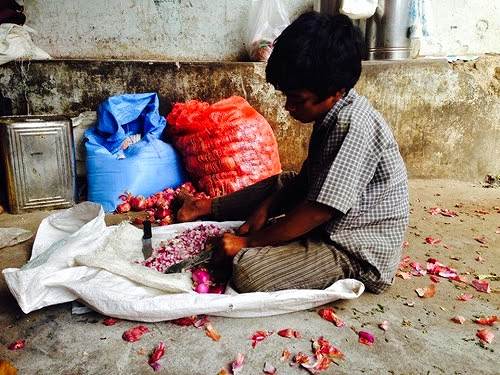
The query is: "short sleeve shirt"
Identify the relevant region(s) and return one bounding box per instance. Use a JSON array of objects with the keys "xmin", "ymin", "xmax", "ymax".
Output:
[{"xmin": 304, "ymin": 89, "xmax": 409, "ymax": 293}]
